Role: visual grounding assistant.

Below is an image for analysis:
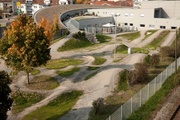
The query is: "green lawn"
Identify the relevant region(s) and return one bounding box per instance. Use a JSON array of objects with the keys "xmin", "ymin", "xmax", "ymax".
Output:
[
  {"xmin": 145, "ymin": 30, "xmax": 170, "ymax": 50},
  {"xmin": 132, "ymin": 47, "xmax": 149, "ymax": 54},
  {"xmin": 87, "ymin": 66, "xmax": 100, "ymax": 71},
  {"xmin": 116, "ymin": 44, "xmax": 128, "ymax": 54},
  {"xmin": 57, "ymin": 67, "xmax": 80, "ymax": 77},
  {"xmin": 30, "ymin": 69, "xmax": 40, "ymax": 75},
  {"xmin": 118, "ymin": 31, "xmax": 140, "ymax": 41},
  {"xmin": 142, "ymin": 30, "xmax": 158, "ymax": 41},
  {"xmin": 96, "ymin": 34, "xmax": 112, "ymax": 43},
  {"xmin": 27, "ymin": 75, "xmax": 59, "ymax": 90},
  {"xmin": 45, "ymin": 58, "xmax": 84, "ymax": 69},
  {"xmin": 58, "ymin": 38, "xmax": 92, "ymax": 51},
  {"xmin": 12, "ymin": 92, "xmax": 45, "ymax": 114},
  {"xmin": 92, "ymin": 57, "xmax": 107, "ymax": 65},
  {"xmin": 23, "ymin": 91, "xmax": 83, "ymax": 120}
]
